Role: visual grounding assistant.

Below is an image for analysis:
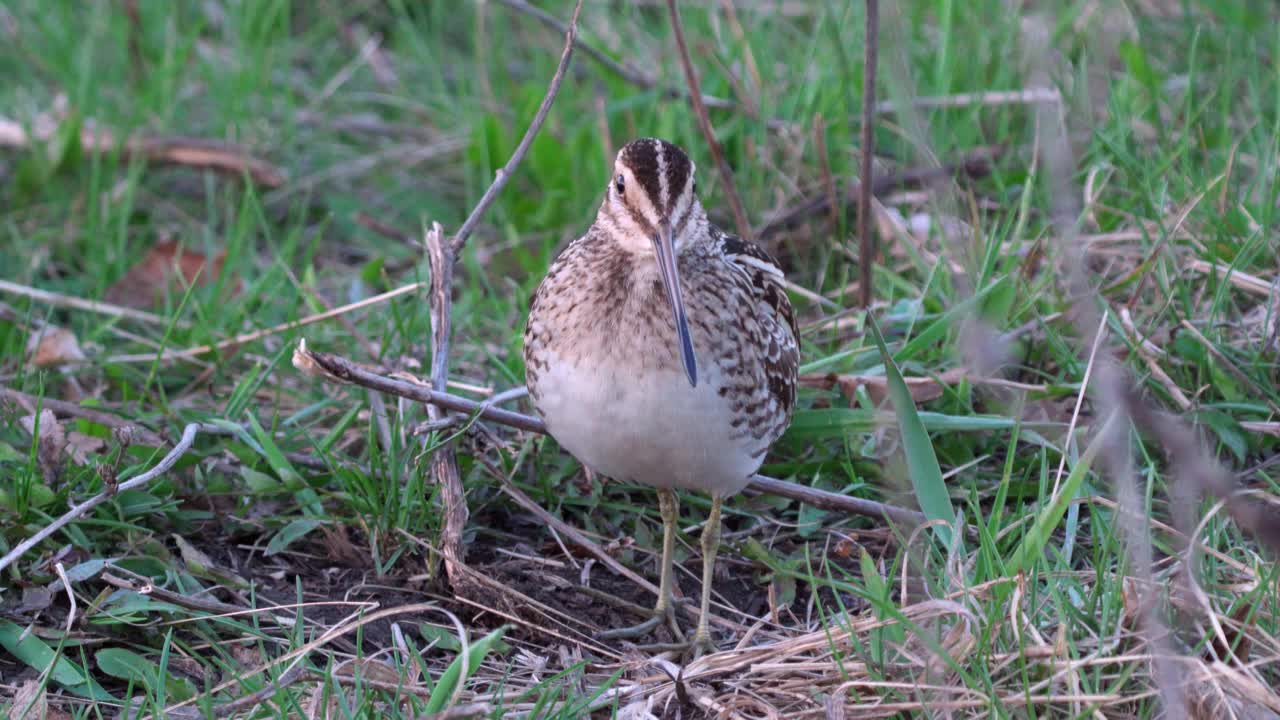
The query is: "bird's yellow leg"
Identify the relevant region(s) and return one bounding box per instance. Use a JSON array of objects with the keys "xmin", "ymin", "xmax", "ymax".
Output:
[
  {"xmin": 689, "ymin": 493, "xmax": 722, "ymax": 656},
  {"xmin": 597, "ymin": 487, "xmax": 684, "ymax": 641},
  {"xmin": 632, "ymin": 493, "xmax": 723, "ymax": 658}
]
